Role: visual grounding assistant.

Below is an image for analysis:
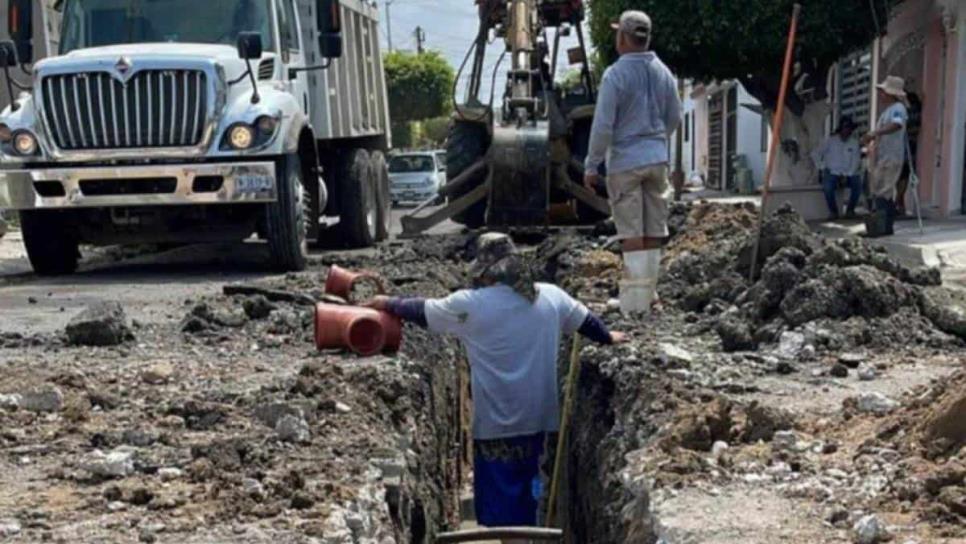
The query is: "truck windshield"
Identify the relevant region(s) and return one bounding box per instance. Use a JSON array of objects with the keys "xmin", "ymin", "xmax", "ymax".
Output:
[{"xmin": 60, "ymin": 0, "xmax": 275, "ymax": 53}]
